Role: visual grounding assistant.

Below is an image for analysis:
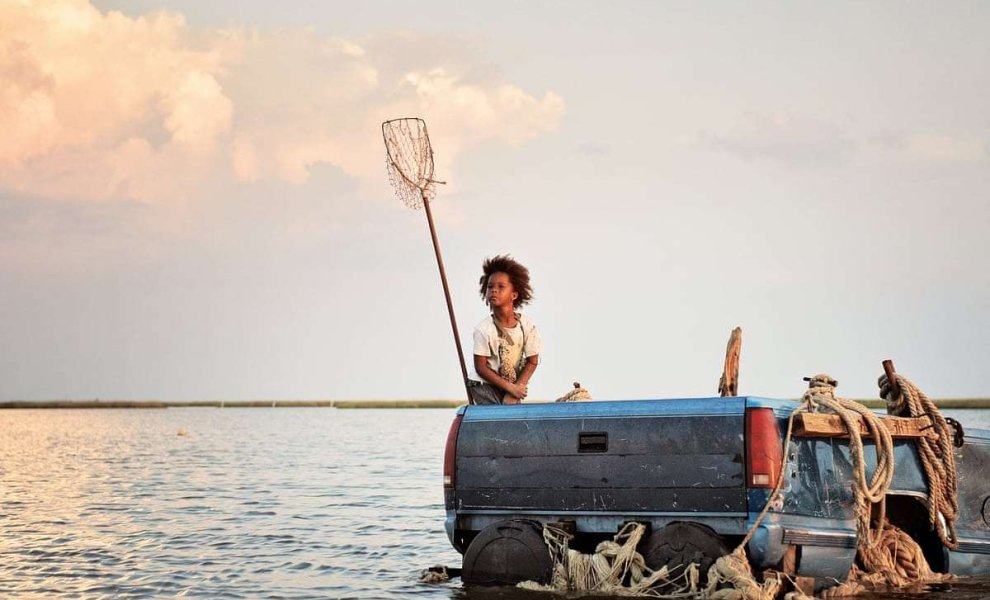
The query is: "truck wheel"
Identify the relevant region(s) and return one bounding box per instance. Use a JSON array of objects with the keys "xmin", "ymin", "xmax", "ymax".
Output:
[
  {"xmin": 461, "ymin": 519, "xmax": 553, "ymax": 585},
  {"xmin": 641, "ymin": 522, "xmax": 728, "ymax": 583}
]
